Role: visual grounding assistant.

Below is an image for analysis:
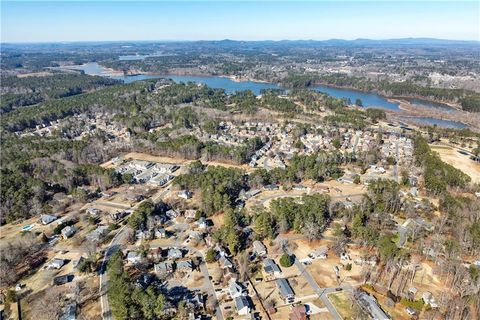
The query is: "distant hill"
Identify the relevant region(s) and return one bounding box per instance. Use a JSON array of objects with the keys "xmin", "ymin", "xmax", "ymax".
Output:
[{"xmin": 2, "ymin": 38, "xmax": 479, "ymax": 48}]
